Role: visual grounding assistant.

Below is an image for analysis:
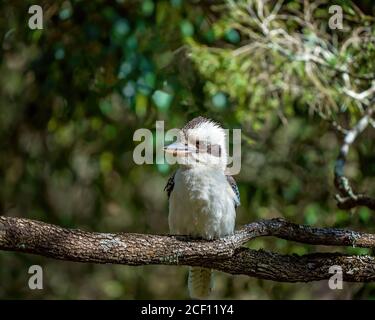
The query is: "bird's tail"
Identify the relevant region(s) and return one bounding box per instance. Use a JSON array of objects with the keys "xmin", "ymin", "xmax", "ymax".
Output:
[{"xmin": 188, "ymin": 267, "xmax": 213, "ymax": 299}]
